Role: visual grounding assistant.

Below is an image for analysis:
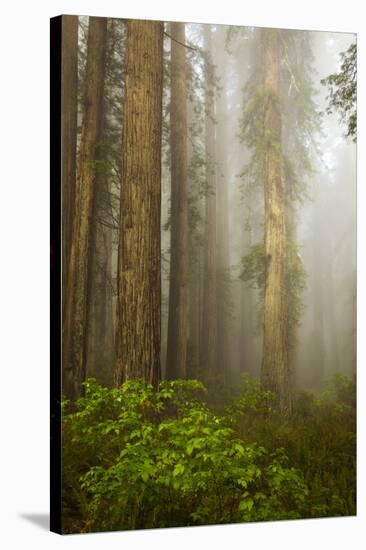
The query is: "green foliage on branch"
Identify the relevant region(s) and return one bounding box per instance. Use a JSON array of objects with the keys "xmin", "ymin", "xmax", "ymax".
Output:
[
  {"xmin": 232, "ymin": 373, "xmax": 356, "ymax": 519},
  {"xmin": 62, "ymin": 375, "xmax": 355, "ymax": 533},
  {"xmin": 62, "ymin": 378, "xmax": 306, "ymax": 532},
  {"xmin": 321, "ymin": 42, "xmax": 357, "ymax": 142},
  {"xmin": 240, "ymin": 241, "xmax": 307, "ymax": 336}
]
